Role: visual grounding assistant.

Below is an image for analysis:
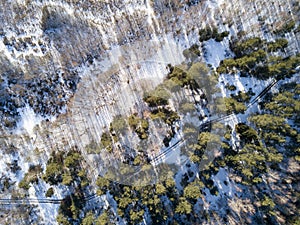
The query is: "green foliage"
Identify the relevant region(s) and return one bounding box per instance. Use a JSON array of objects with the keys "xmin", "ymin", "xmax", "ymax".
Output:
[
  {"xmin": 183, "ymin": 123, "xmax": 198, "ymax": 137},
  {"xmin": 183, "ymin": 181, "xmax": 202, "ymax": 199},
  {"xmin": 232, "ymin": 91, "xmax": 251, "ymax": 103},
  {"xmin": 224, "ymin": 126, "xmax": 232, "ymax": 141},
  {"xmin": 249, "ymin": 114, "xmax": 294, "ymax": 136},
  {"xmin": 144, "ymin": 83, "xmax": 171, "ymax": 107},
  {"xmin": 100, "ymin": 132, "xmax": 113, "ymax": 152},
  {"xmin": 117, "ymin": 197, "xmax": 132, "ymax": 209},
  {"xmin": 225, "ymin": 83, "xmax": 237, "ymax": 91},
  {"xmin": 265, "ymin": 91, "xmax": 300, "ymax": 118},
  {"xmin": 288, "ymin": 216, "xmax": 300, "ymax": 225},
  {"xmin": 62, "ymin": 173, "xmax": 73, "ymax": 186},
  {"xmin": 182, "ymin": 123, "xmax": 199, "ymax": 155},
  {"xmin": 56, "ymin": 213, "xmax": 71, "ymax": 225},
  {"xmin": 43, "ymin": 161, "xmax": 63, "ymax": 185},
  {"xmin": 43, "ymin": 151, "xmax": 64, "ymax": 185},
  {"xmin": 226, "ymin": 144, "xmax": 266, "ymax": 184},
  {"xmin": 199, "ymin": 26, "xmax": 229, "ymax": 42},
  {"xmin": 96, "ymin": 177, "xmax": 110, "ymax": 195},
  {"xmin": 261, "ymin": 195, "xmax": 275, "ymax": 209},
  {"xmin": 274, "ymin": 20, "xmax": 295, "ymax": 35},
  {"xmin": 46, "ymin": 187, "xmax": 54, "ymax": 197},
  {"xmin": 250, "ymin": 49, "xmax": 267, "ymax": 62},
  {"xmin": 71, "ymin": 199, "xmax": 80, "ymax": 219},
  {"xmin": 197, "ymin": 132, "xmax": 221, "ymax": 150},
  {"xmin": 218, "ymin": 49, "xmax": 267, "ymax": 75},
  {"xmin": 43, "ymin": 150, "xmax": 88, "ymax": 188},
  {"xmin": 189, "ymin": 44, "xmax": 201, "ymax": 56},
  {"xmin": 133, "ymin": 155, "xmax": 143, "ymax": 166},
  {"xmin": 178, "ymin": 102, "xmax": 195, "ymax": 114},
  {"xmin": 57, "ymin": 191, "xmax": 84, "ymax": 224},
  {"xmin": 263, "ymin": 132, "xmax": 286, "ymax": 145},
  {"xmin": 128, "ymin": 114, "xmax": 139, "ymax": 128},
  {"xmin": 166, "ymin": 66, "xmax": 192, "ymax": 88},
  {"xmin": 190, "ymin": 154, "xmax": 201, "ymax": 163},
  {"xmin": 163, "ymin": 78, "xmax": 181, "ymax": 92},
  {"xmin": 235, "ymin": 123, "xmax": 259, "ymax": 144},
  {"xmin": 217, "ymin": 58, "xmax": 237, "ymax": 74},
  {"xmin": 187, "ymin": 62, "xmax": 219, "ymax": 104},
  {"xmin": 231, "ymin": 37, "xmax": 264, "ymax": 57},
  {"xmin": 215, "ymin": 31, "xmax": 230, "ymax": 42},
  {"xmin": 150, "ymin": 108, "xmax": 180, "ymax": 125},
  {"xmin": 81, "ymin": 211, "xmax": 95, "ymax": 225},
  {"xmin": 266, "ymin": 55, "xmax": 300, "ymax": 79},
  {"xmin": 129, "ymin": 209, "xmax": 144, "ymax": 224},
  {"xmin": 267, "ymin": 38, "xmax": 288, "ymax": 52},
  {"xmin": 183, "ymin": 44, "xmax": 200, "ymax": 60},
  {"xmin": 111, "ymin": 182, "xmax": 171, "ymax": 224},
  {"xmin": 199, "ymin": 26, "xmax": 218, "ymax": 42},
  {"xmin": 143, "ymin": 61, "xmax": 216, "ymax": 149},
  {"xmin": 19, "ymin": 164, "xmax": 43, "ymax": 190},
  {"xmin": 96, "ymin": 211, "xmax": 110, "ymax": 225},
  {"xmin": 225, "ymin": 123, "xmax": 285, "ymax": 185},
  {"xmin": 165, "ymin": 178, "xmax": 176, "ymax": 189},
  {"xmin": 236, "ymin": 56, "xmax": 257, "ymax": 71},
  {"xmin": 155, "ymin": 183, "xmax": 167, "ymax": 195},
  {"xmin": 188, "ymin": 62, "xmax": 217, "ymax": 91},
  {"xmin": 65, "ymin": 152, "xmax": 81, "ymax": 168},
  {"xmin": 266, "ymin": 150, "xmax": 283, "ymax": 163},
  {"xmin": 49, "ymin": 37, "xmax": 296, "ymax": 224},
  {"xmin": 190, "ymin": 132, "xmax": 221, "ymax": 162},
  {"xmin": 85, "ymin": 140, "xmax": 101, "ymax": 154},
  {"xmin": 227, "ymin": 119, "xmax": 285, "ymax": 185},
  {"xmin": 128, "ymin": 114, "xmax": 149, "ymax": 139},
  {"xmin": 224, "ymin": 97, "xmax": 246, "ymax": 114},
  {"xmin": 221, "ymin": 141, "xmax": 231, "ymax": 151},
  {"xmin": 110, "ymin": 115, "xmax": 127, "ymax": 134},
  {"xmin": 217, "ymin": 37, "xmax": 299, "ymax": 80},
  {"xmin": 18, "ymin": 179, "xmax": 30, "ymax": 190},
  {"xmin": 249, "ymin": 112, "xmax": 298, "ymax": 152},
  {"xmin": 175, "ymin": 197, "xmax": 192, "ymax": 214},
  {"xmin": 188, "ymin": 62, "xmax": 210, "ymax": 79}
]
